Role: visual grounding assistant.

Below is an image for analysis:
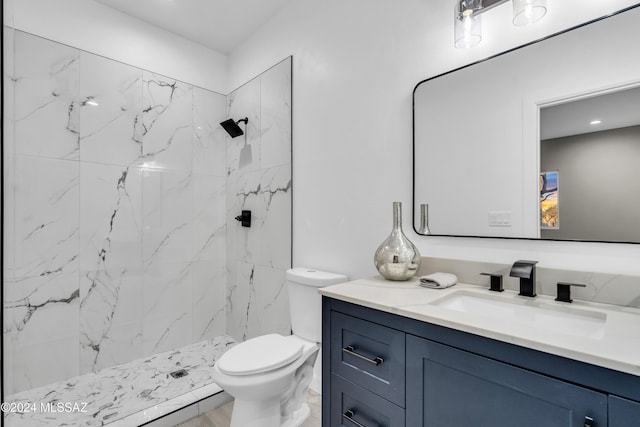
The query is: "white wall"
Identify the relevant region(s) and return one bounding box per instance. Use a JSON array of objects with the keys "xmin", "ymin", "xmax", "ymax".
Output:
[
  {"xmin": 3, "ymin": 0, "xmax": 228, "ymax": 93},
  {"xmin": 229, "ymin": 0, "xmax": 640, "ymax": 281}
]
